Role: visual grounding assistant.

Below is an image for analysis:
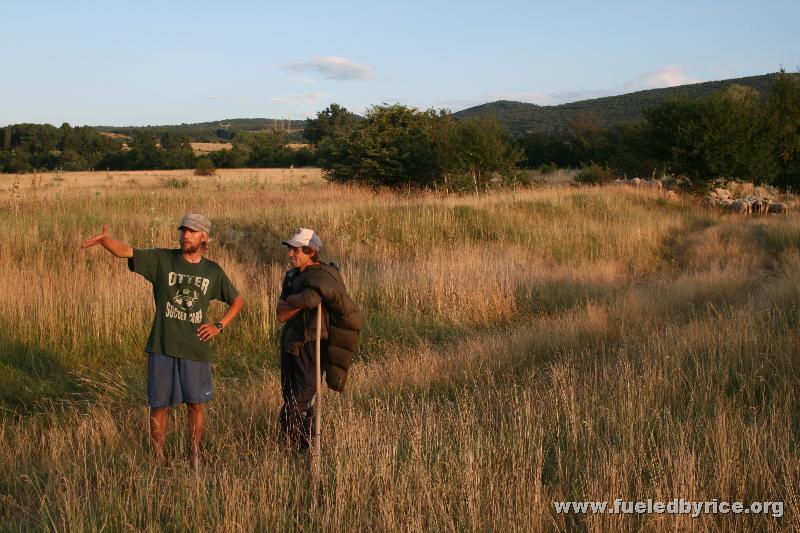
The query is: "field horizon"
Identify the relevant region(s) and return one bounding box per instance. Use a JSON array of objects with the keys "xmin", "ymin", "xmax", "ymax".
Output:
[{"xmin": 0, "ymin": 168, "xmax": 797, "ymax": 531}]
